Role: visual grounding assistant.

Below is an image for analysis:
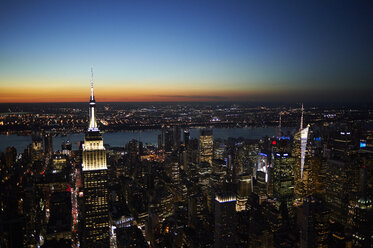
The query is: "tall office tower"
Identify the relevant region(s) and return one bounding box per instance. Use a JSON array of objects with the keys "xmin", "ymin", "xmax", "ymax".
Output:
[
  {"xmin": 126, "ymin": 139, "xmax": 139, "ymax": 168},
  {"xmin": 199, "ymin": 128, "xmax": 213, "ymax": 165},
  {"xmin": 164, "ymin": 128, "xmax": 173, "ymax": 153},
  {"xmin": 273, "ymin": 152, "xmax": 295, "ymax": 205},
  {"xmin": 236, "ymin": 174, "xmax": 252, "ymax": 212},
  {"xmin": 255, "ymin": 170, "xmax": 268, "ymax": 203},
  {"xmin": 330, "ymin": 129, "xmax": 353, "ymax": 160},
  {"xmin": 299, "ymin": 196, "xmax": 329, "ymax": 248},
  {"xmin": 325, "ymin": 159, "xmax": 349, "ymax": 225},
  {"xmin": 325, "ymin": 130, "xmax": 357, "ymax": 226},
  {"xmin": 31, "ymin": 134, "xmax": 43, "ymax": 162},
  {"xmin": 183, "ymin": 128, "xmax": 190, "ymax": 148},
  {"xmin": 173, "ymin": 125, "xmax": 181, "ymax": 149},
  {"xmin": 188, "ymin": 191, "xmax": 206, "ymax": 228},
  {"xmin": 157, "ymin": 133, "xmax": 163, "ymax": 149},
  {"xmin": 293, "ymin": 126, "xmax": 315, "ymax": 203},
  {"xmin": 351, "ymin": 196, "xmax": 373, "ymax": 247},
  {"xmin": 5, "ymin": 146, "xmax": 17, "ymax": 168},
  {"xmin": 214, "ymin": 193, "xmax": 237, "ymax": 248},
  {"xmin": 81, "ymin": 70, "xmax": 110, "ymax": 247},
  {"xmin": 351, "ymin": 165, "xmax": 372, "ymax": 247},
  {"xmin": 44, "ymin": 132, "xmax": 53, "ymax": 156}
]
